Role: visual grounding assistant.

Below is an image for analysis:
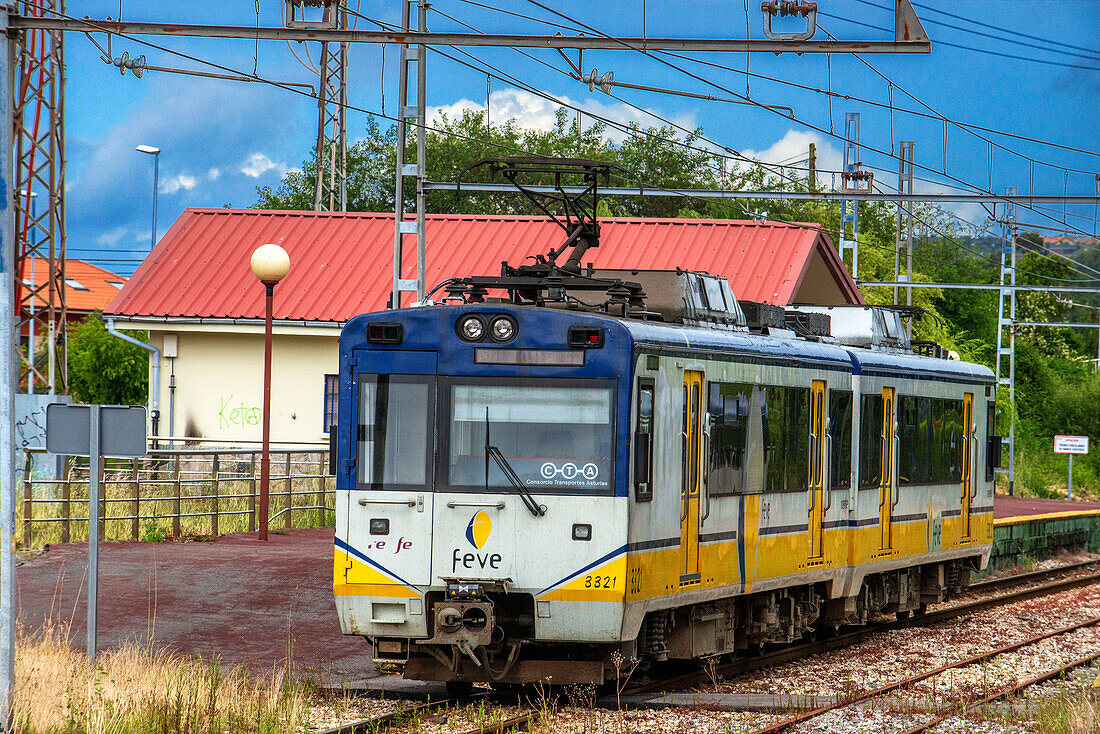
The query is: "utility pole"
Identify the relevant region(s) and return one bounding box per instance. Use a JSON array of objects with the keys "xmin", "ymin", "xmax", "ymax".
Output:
[
  {"xmin": 2, "ymin": 6, "xmax": 18, "ymax": 729},
  {"xmin": 391, "ymin": 0, "xmax": 428, "ymax": 308},
  {"xmin": 311, "ymin": 2, "xmax": 348, "ymax": 212},
  {"xmin": 995, "ymin": 186, "xmax": 1018, "ymax": 496},
  {"xmin": 894, "ymin": 140, "xmax": 915, "ymax": 314},
  {"xmin": 808, "ymin": 142, "xmax": 816, "ymax": 191},
  {"xmin": 14, "ymin": 0, "xmax": 65, "ymax": 395}
]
